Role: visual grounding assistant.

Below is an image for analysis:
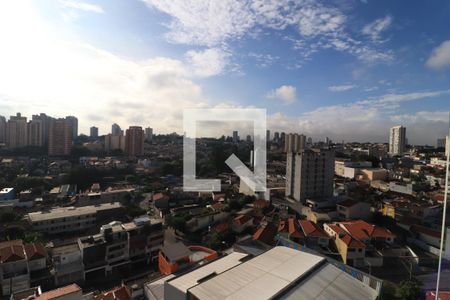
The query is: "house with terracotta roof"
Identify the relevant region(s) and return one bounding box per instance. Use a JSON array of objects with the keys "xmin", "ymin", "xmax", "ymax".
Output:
[
  {"xmin": 231, "ymin": 215, "xmax": 254, "ymax": 233},
  {"xmin": 0, "ymin": 240, "xmax": 48, "ymax": 296},
  {"xmin": 298, "ymin": 220, "xmax": 329, "ymax": 247},
  {"xmin": 252, "ymin": 222, "xmax": 278, "ymax": 246},
  {"xmin": 324, "ymin": 223, "xmax": 366, "ymax": 267},
  {"xmin": 35, "ymin": 283, "xmax": 82, "ymax": 300},
  {"xmin": 278, "ymin": 218, "xmax": 305, "ymax": 244},
  {"xmin": 337, "ymin": 220, "xmax": 395, "ymax": 245},
  {"xmin": 93, "ymin": 286, "xmax": 131, "ymax": 300}
]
